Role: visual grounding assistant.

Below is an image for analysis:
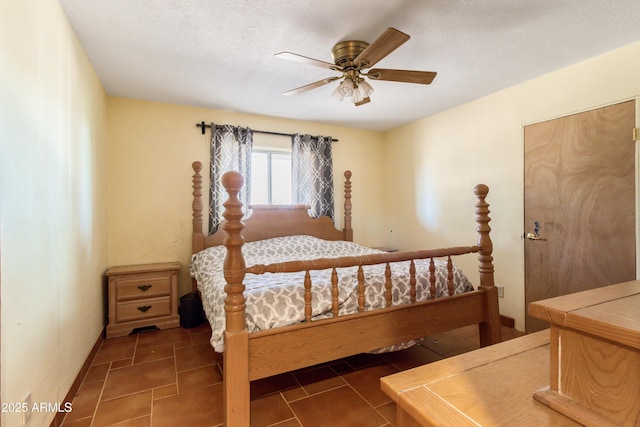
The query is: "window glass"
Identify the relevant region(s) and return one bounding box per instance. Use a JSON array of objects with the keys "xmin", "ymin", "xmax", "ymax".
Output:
[
  {"xmin": 271, "ymin": 152, "xmax": 292, "ymax": 204},
  {"xmin": 250, "ymin": 150, "xmax": 291, "ymax": 204},
  {"xmin": 250, "ymin": 151, "xmax": 269, "ymax": 204}
]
